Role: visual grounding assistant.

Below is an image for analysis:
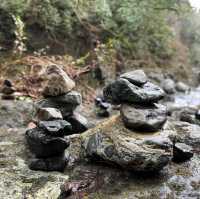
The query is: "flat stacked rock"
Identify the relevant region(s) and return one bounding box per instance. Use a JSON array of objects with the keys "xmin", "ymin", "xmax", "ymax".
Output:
[
  {"xmin": 104, "ymin": 69, "xmax": 167, "ymax": 132},
  {"xmin": 36, "ymin": 65, "xmax": 88, "ymax": 132},
  {"xmin": 26, "ymin": 65, "xmax": 88, "ymax": 171},
  {"xmin": 1, "ymin": 79, "xmax": 16, "ymax": 100},
  {"xmin": 26, "ymin": 108, "xmax": 71, "ymax": 171}
]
